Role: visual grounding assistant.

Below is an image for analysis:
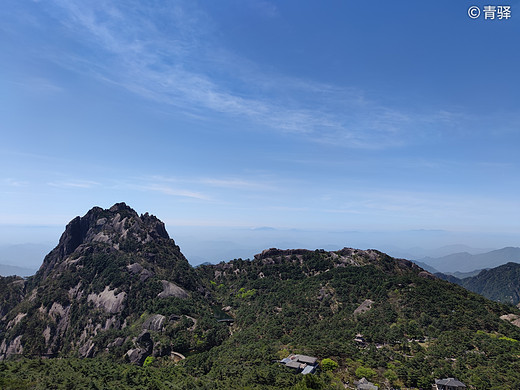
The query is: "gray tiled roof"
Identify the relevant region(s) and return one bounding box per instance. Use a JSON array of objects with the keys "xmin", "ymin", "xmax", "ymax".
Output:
[
  {"xmin": 285, "ymin": 360, "xmax": 302, "ymax": 369},
  {"xmin": 435, "ymin": 378, "xmax": 466, "ymax": 387},
  {"xmin": 293, "ymin": 354, "xmax": 317, "ymax": 365},
  {"xmin": 301, "ymin": 365, "xmax": 316, "ymax": 375}
]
